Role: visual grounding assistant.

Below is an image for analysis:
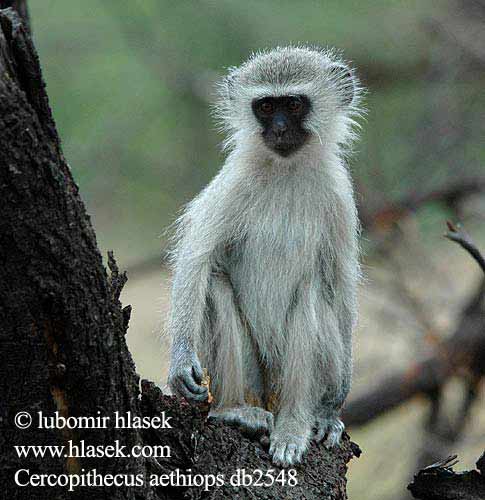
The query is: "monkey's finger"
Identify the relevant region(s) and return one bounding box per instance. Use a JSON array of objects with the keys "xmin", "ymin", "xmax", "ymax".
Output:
[
  {"xmin": 313, "ymin": 426, "xmax": 327, "ymax": 443},
  {"xmin": 324, "ymin": 430, "xmax": 343, "ymax": 449},
  {"xmin": 239, "ymin": 422, "xmax": 267, "ymax": 439},
  {"xmin": 266, "ymin": 413, "xmax": 275, "ymax": 433},
  {"xmin": 181, "ymin": 381, "xmax": 209, "ymax": 401},
  {"xmin": 170, "ymin": 374, "xmax": 208, "ymax": 401},
  {"xmin": 323, "ymin": 419, "xmax": 344, "ymax": 448},
  {"xmin": 243, "ymin": 416, "xmax": 273, "ymax": 438},
  {"xmin": 209, "ymin": 413, "xmax": 238, "ymax": 427},
  {"xmin": 269, "ymin": 442, "xmax": 287, "ymax": 466},
  {"xmin": 191, "ymin": 360, "xmax": 204, "ymax": 384},
  {"xmin": 181, "ymin": 371, "xmax": 208, "ymax": 395},
  {"xmin": 286, "ymin": 443, "xmax": 298, "ymax": 464},
  {"xmin": 176, "ymin": 381, "xmax": 209, "ymax": 403},
  {"xmin": 187, "ymin": 391, "xmax": 210, "ymax": 403}
]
